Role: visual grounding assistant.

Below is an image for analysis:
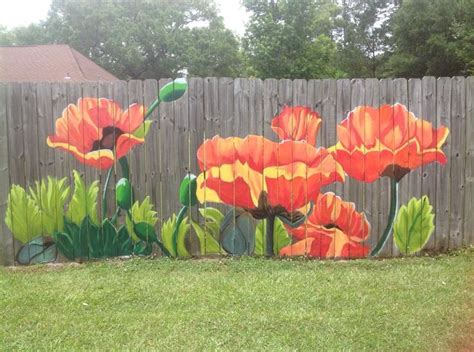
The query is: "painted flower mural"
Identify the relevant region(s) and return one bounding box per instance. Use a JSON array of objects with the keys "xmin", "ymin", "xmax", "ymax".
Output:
[
  {"xmin": 47, "ymin": 98, "xmax": 150, "ymax": 169},
  {"xmin": 4, "ymin": 79, "xmax": 451, "ymax": 264},
  {"xmin": 279, "ymin": 192, "xmax": 371, "ymax": 258}
]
